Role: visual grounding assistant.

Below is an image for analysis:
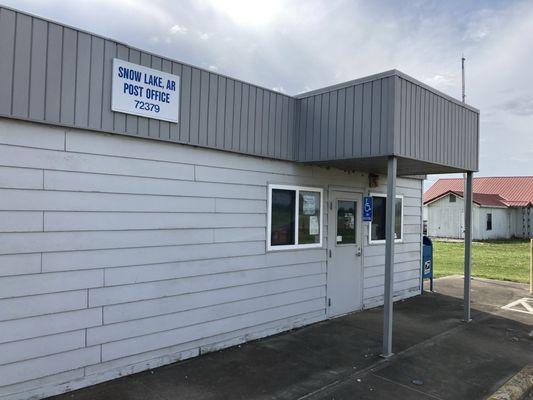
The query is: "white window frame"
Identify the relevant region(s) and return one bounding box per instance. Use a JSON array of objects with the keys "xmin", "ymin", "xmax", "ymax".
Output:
[
  {"xmin": 368, "ymin": 193, "xmax": 404, "ymax": 245},
  {"xmin": 267, "ymin": 184, "xmax": 323, "ymax": 251}
]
